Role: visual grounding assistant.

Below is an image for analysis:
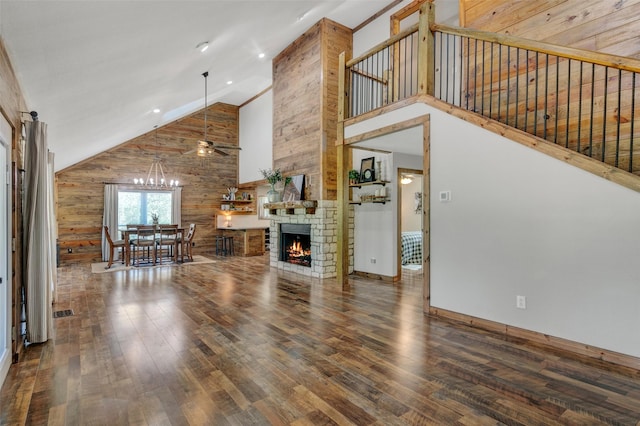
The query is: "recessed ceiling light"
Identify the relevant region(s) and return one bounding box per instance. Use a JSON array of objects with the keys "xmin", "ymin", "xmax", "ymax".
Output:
[
  {"xmin": 153, "ymin": 108, "xmax": 160, "ymax": 113},
  {"xmin": 196, "ymin": 41, "xmax": 209, "ymax": 53},
  {"xmin": 226, "ymin": 80, "xmax": 233, "ymax": 85},
  {"xmin": 258, "ymin": 53, "xmax": 265, "ymax": 59}
]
